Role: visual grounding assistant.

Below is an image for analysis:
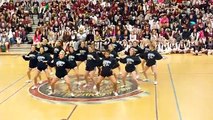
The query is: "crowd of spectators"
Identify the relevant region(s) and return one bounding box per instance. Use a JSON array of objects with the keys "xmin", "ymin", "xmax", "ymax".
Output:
[
  {"xmin": 0, "ymin": 0, "xmax": 213, "ymax": 55},
  {"xmin": 0, "ymin": 0, "xmax": 33, "ymax": 52}
]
